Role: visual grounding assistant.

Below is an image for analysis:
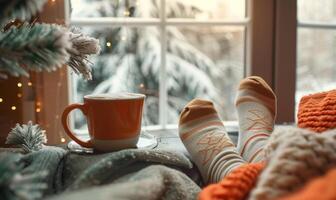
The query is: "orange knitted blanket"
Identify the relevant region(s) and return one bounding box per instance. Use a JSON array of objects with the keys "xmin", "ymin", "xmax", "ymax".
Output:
[
  {"xmin": 298, "ymin": 89, "xmax": 336, "ymax": 132},
  {"xmin": 199, "ymin": 163, "xmax": 265, "ymax": 200}
]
